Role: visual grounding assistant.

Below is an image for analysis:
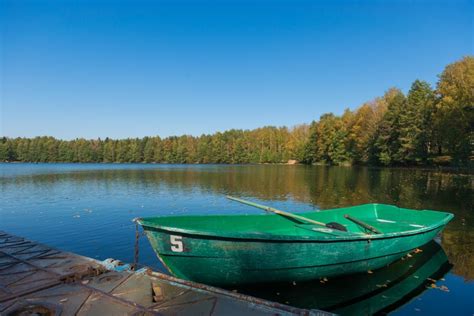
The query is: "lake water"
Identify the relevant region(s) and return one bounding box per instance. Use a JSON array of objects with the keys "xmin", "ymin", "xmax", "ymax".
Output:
[{"xmin": 1, "ymin": 163, "xmax": 472, "ymax": 315}]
